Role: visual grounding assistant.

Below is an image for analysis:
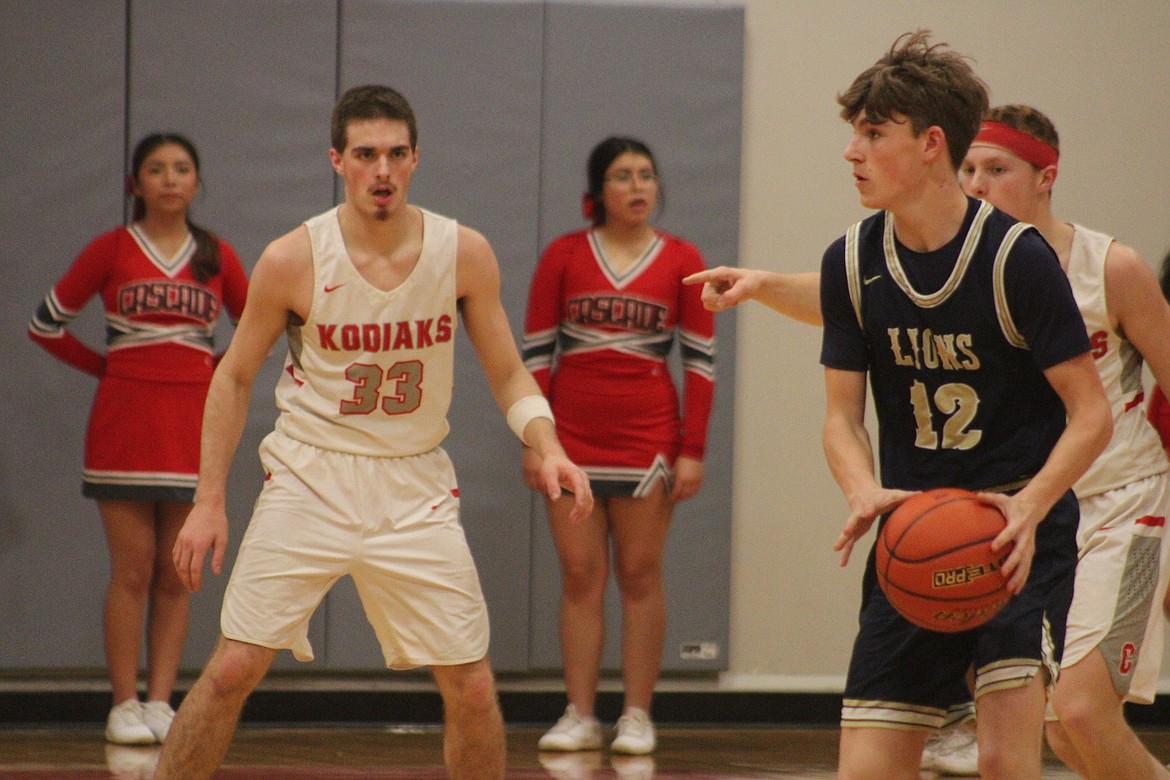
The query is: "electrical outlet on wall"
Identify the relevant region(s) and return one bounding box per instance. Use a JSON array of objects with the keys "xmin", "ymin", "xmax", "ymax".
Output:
[{"xmin": 679, "ymin": 642, "xmax": 719, "ymax": 661}]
